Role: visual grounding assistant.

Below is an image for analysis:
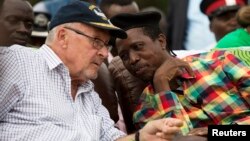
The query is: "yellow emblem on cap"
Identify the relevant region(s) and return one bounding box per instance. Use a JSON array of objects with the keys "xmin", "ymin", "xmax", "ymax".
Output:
[{"xmin": 88, "ymin": 4, "xmax": 108, "ymax": 21}]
